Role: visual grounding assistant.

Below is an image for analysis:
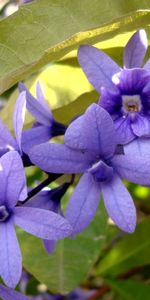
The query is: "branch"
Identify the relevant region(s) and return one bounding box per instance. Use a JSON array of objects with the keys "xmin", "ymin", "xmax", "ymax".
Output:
[
  {"xmin": 17, "ymin": 173, "xmax": 62, "ymax": 205},
  {"xmin": 87, "ymin": 266, "xmax": 144, "ymax": 300}
]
